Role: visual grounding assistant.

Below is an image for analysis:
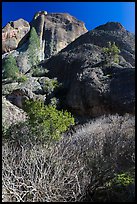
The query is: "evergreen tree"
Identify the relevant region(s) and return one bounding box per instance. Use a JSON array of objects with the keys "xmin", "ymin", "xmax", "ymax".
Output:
[
  {"xmin": 27, "ymin": 27, "xmax": 40, "ymax": 67},
  {"xmin": 2, "ymin": 54, "xmax": 19, "ymax": 79},
  {"xmin": 102, "ymin": 42, "xmax": 120, "ymax": 67}
]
